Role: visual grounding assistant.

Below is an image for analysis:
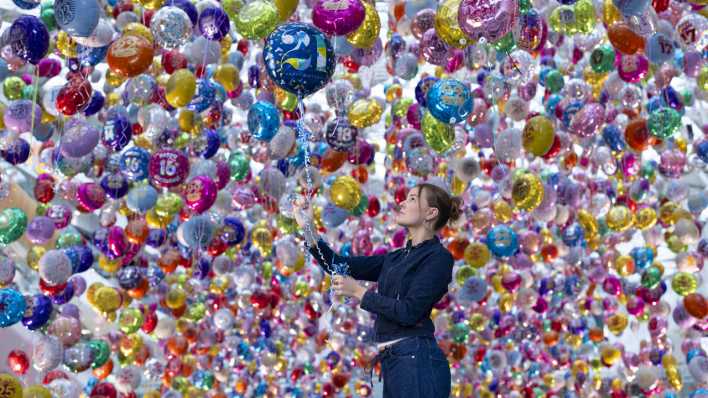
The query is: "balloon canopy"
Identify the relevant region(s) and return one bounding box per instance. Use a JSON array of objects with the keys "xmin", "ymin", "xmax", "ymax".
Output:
[{"xmin": 0, "ymin": 0, "xmax": 707, "ymax": 396}]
